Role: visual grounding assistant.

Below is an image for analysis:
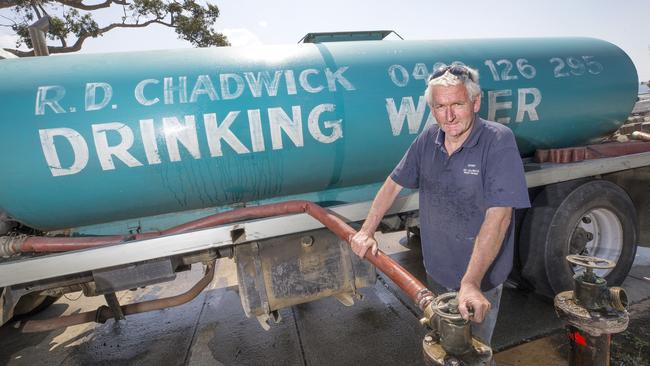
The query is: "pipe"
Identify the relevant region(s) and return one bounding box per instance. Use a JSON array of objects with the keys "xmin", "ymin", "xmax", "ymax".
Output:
[
  {"xmin": 5, "ymin": 201, "xmax": 302, "ymax": 254},
  {"xmin": 166, "ymin": 201, "xmax": 434, "ymax": 309},
  {"xmin": 20, "ymin": 261, "xmax": 216, "ymax": 333},
  {"xmin": 1, "ymin": 231, "xmax": 160, "ymax": 255},
  {"xmin": 631, "ymin": 130, "xmax": 650, "ymax": 142},
  {"xmin": 21, "ymin": 235, "xmax": 126, "ymax": 252},
  {"xmin": 12, "ymin": 201, "xmax": 434, "ymax": 325},
  {"xmin": 3, "ymin": 204, "xmax": 297, "ymax": 253},
  {"xmin": 609, "ymin": 287, "xmax": 627, "ymax": 312},
  {"xmin": 567, "ymin": 327, "xmax": 612, "ymax": 366}
]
